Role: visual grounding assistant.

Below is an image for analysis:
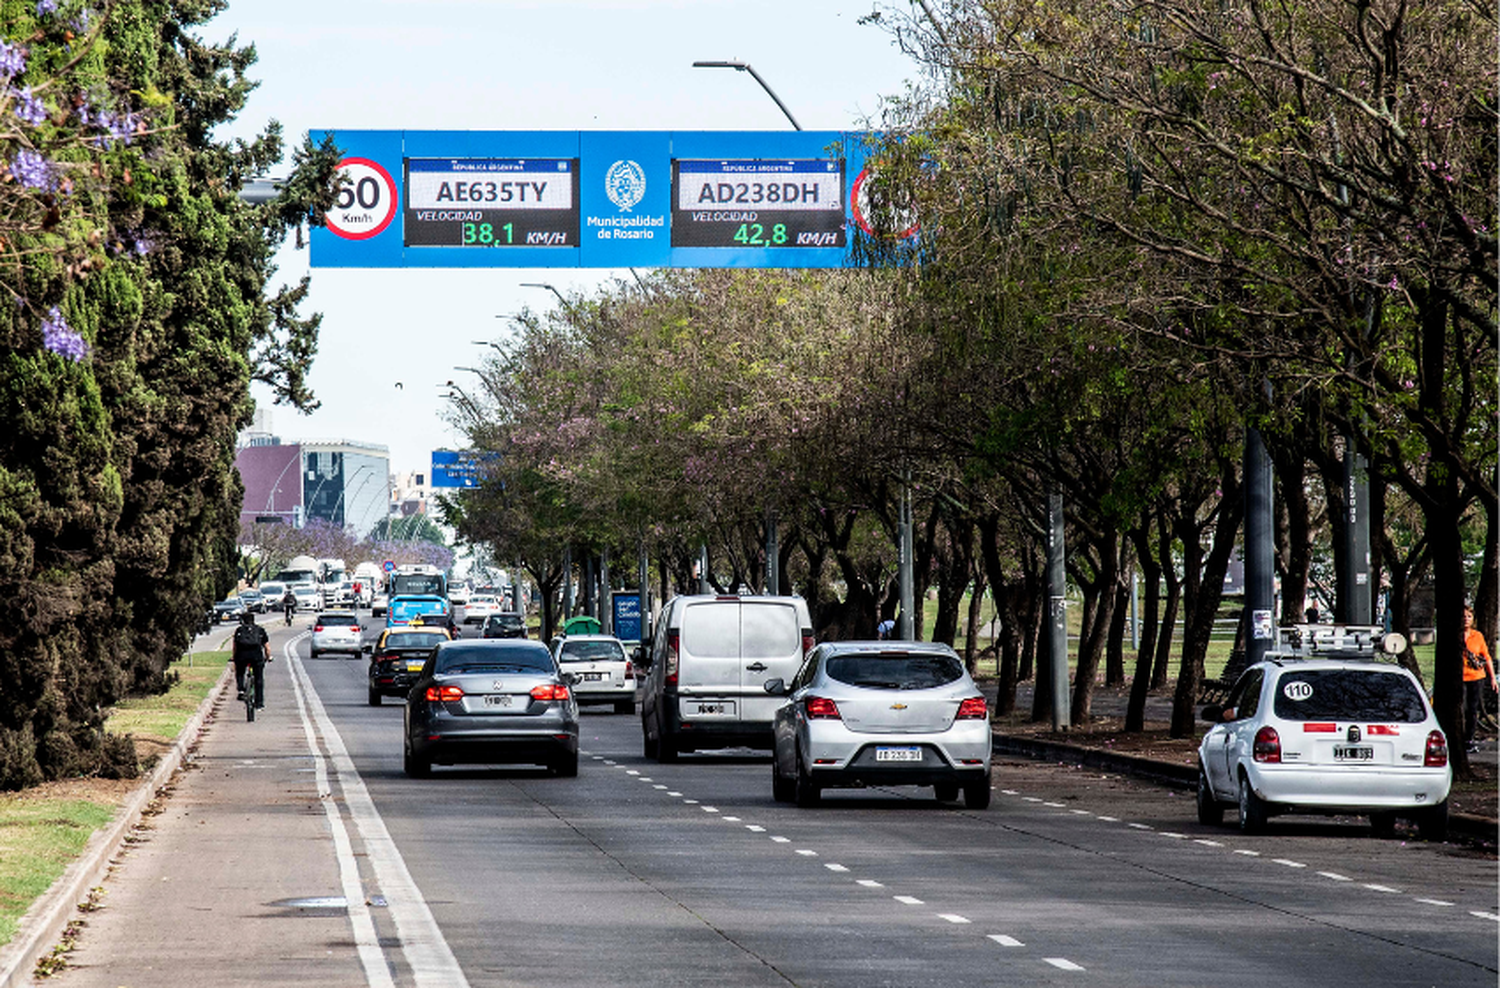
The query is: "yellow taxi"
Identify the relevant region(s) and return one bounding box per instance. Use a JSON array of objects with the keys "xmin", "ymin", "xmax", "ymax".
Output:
[{"xmin": 368, "ymin": 621, "xmax": 453, "ymax": 706}]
